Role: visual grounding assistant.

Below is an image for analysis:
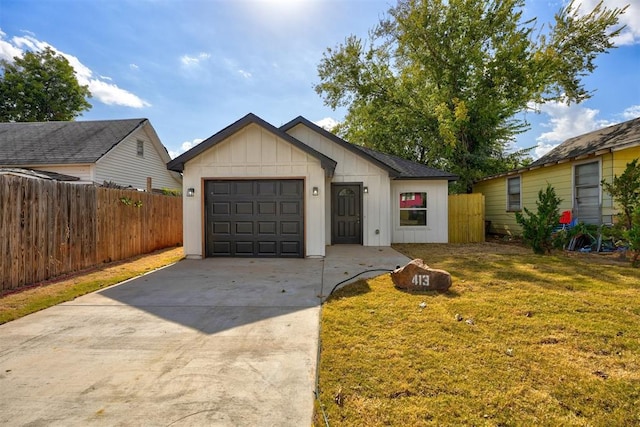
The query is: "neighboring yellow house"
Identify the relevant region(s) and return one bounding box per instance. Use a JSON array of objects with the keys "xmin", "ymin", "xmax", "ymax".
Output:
[{"xmin": 473, "ymin": 116, "xmax": 640, "ymax": 236}]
